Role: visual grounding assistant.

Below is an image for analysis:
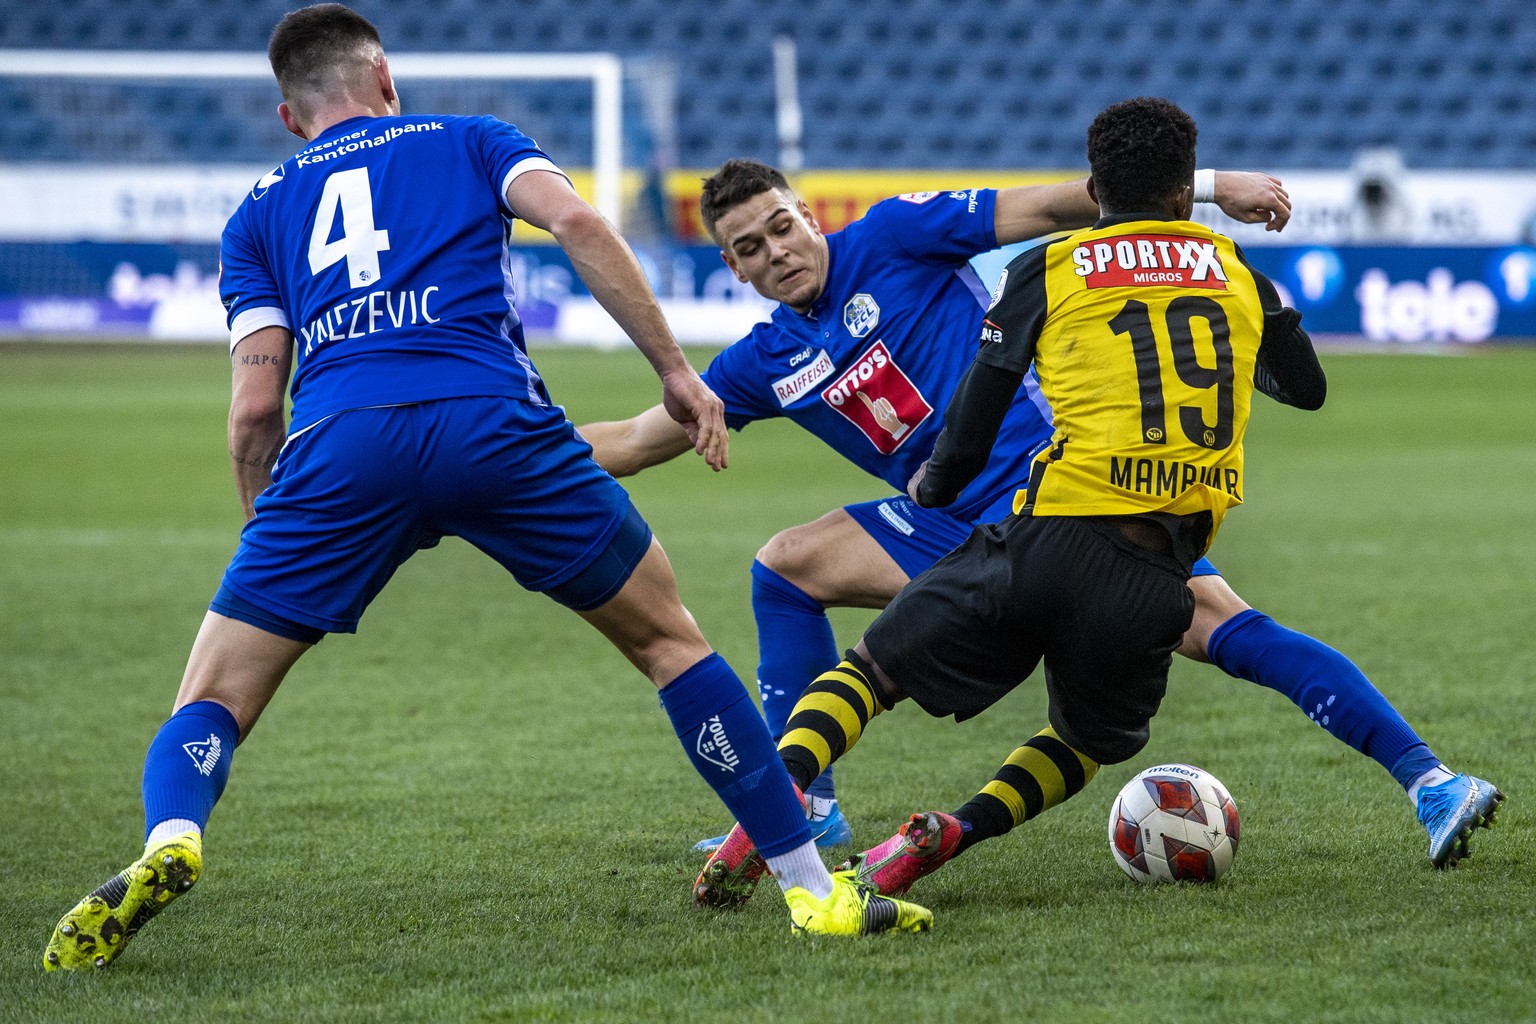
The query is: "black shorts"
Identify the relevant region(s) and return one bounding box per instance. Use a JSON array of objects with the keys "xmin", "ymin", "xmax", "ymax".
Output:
[{"xmin": 862, "ymin": 514, "xmax": 1195, "ymax": 765}]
